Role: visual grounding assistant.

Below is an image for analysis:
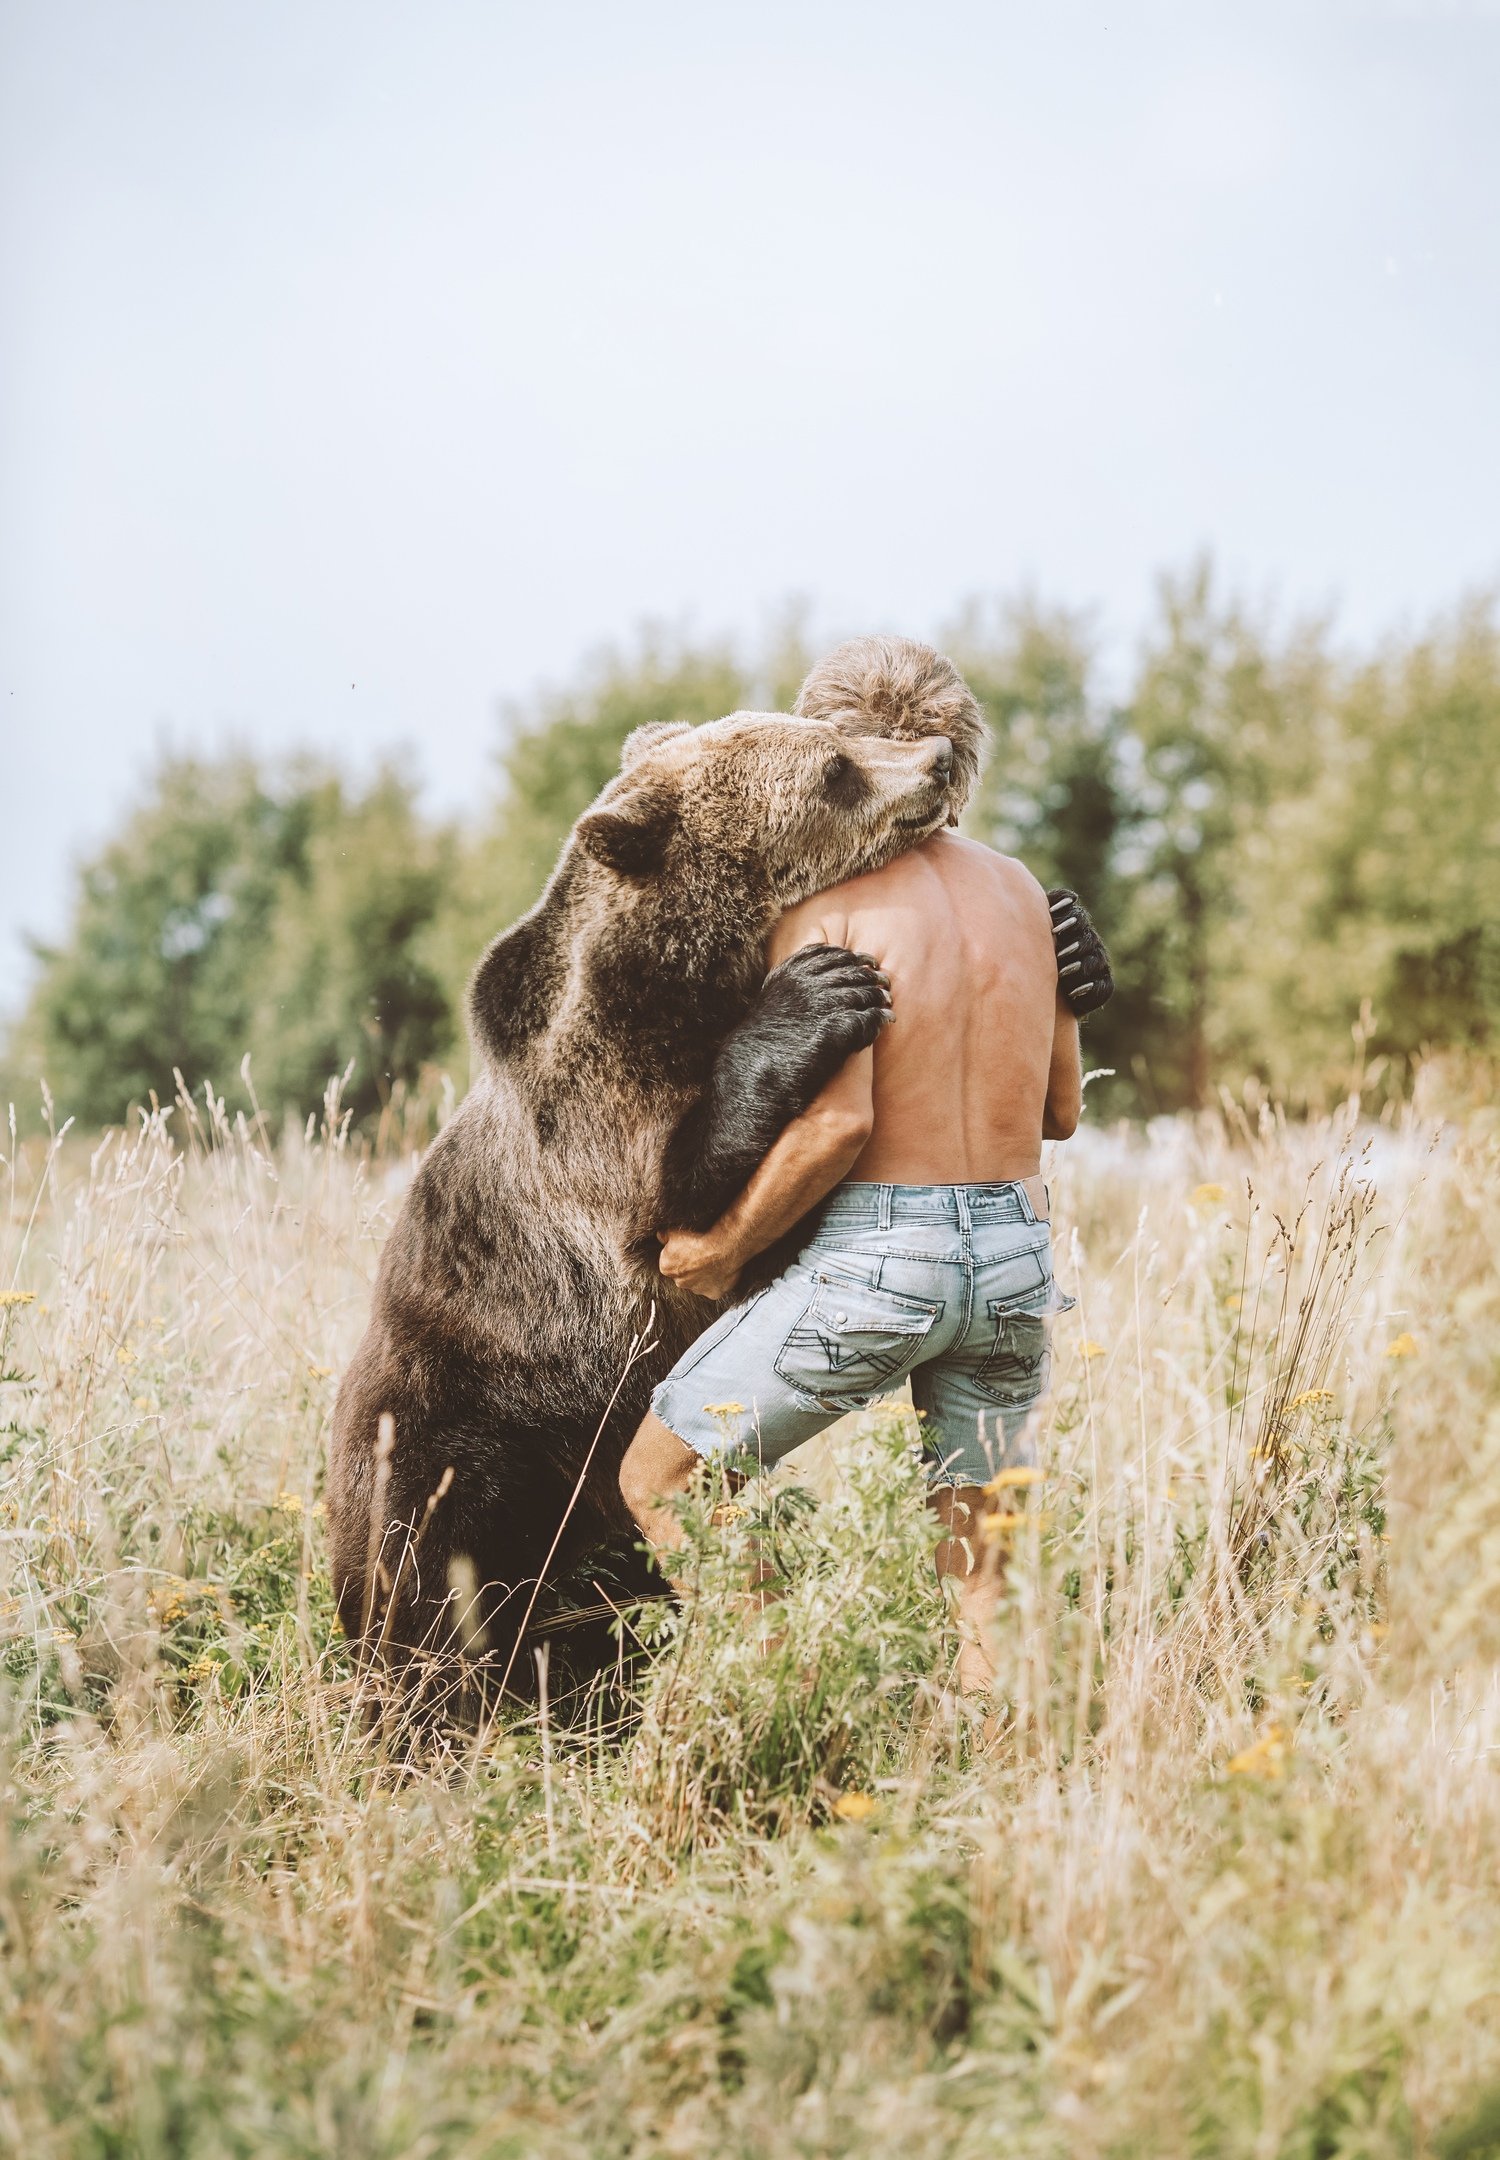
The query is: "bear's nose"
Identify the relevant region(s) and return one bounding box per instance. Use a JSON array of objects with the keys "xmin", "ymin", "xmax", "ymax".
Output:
[{"xmin": 928, "ymin": 737, "xmax": 953, "ymax": 780}]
